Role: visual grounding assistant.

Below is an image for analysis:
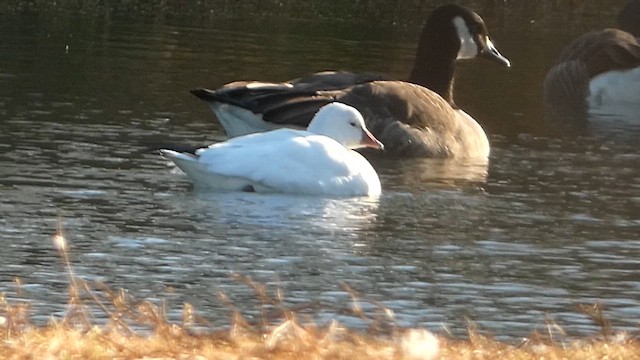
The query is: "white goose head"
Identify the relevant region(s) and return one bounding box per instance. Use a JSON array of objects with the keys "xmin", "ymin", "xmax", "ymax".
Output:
[{"xmin": 307, "ymin": 103, "xmax": 384, "ymax": 151}]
